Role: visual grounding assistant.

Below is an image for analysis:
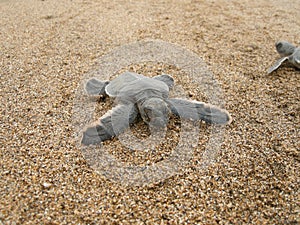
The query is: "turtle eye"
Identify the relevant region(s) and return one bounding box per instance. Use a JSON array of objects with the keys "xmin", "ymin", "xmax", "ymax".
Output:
[
  {"xmin": 144, "ymin": 108, "xmax": 152, "ymax": 117},
  {"xmin": 140, "ymin": 108, "xmax": 151, "ymax": 123},
  {"xmin": 165, "ymin": 106, "xmax": 170, "ymax": 115}
]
